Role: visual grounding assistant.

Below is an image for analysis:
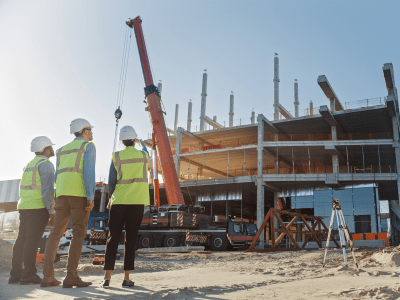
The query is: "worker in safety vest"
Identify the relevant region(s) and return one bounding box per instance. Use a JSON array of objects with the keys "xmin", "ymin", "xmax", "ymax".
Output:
[
  {"xmin": 41, "ymin": 118, "xmax": 96, "ymax": 288},
  {"xmin": 101, "ymin": 125, "xmax": 149, "ymax": 288},
  {"xmin": 9, "ymin": 137, "xmax": 55, "ymax": 285}
]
